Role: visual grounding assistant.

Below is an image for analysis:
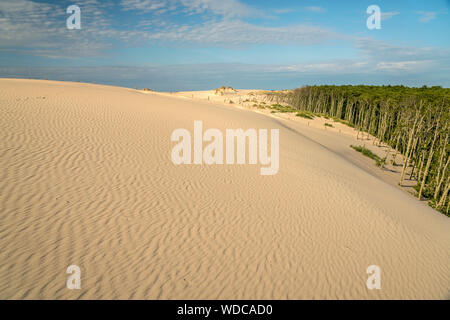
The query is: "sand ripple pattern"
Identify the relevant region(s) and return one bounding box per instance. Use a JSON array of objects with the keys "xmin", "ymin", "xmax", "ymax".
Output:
[{"xmin": 0, "ymin": 79, "xmax": 449, "ymax": 299}]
